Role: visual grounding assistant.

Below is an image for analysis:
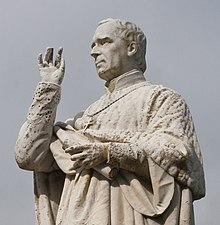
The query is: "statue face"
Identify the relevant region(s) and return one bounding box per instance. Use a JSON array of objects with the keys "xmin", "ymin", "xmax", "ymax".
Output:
[{"xmin": 91, "ymin": 22, "xmax": 130, "ymax": 81}]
